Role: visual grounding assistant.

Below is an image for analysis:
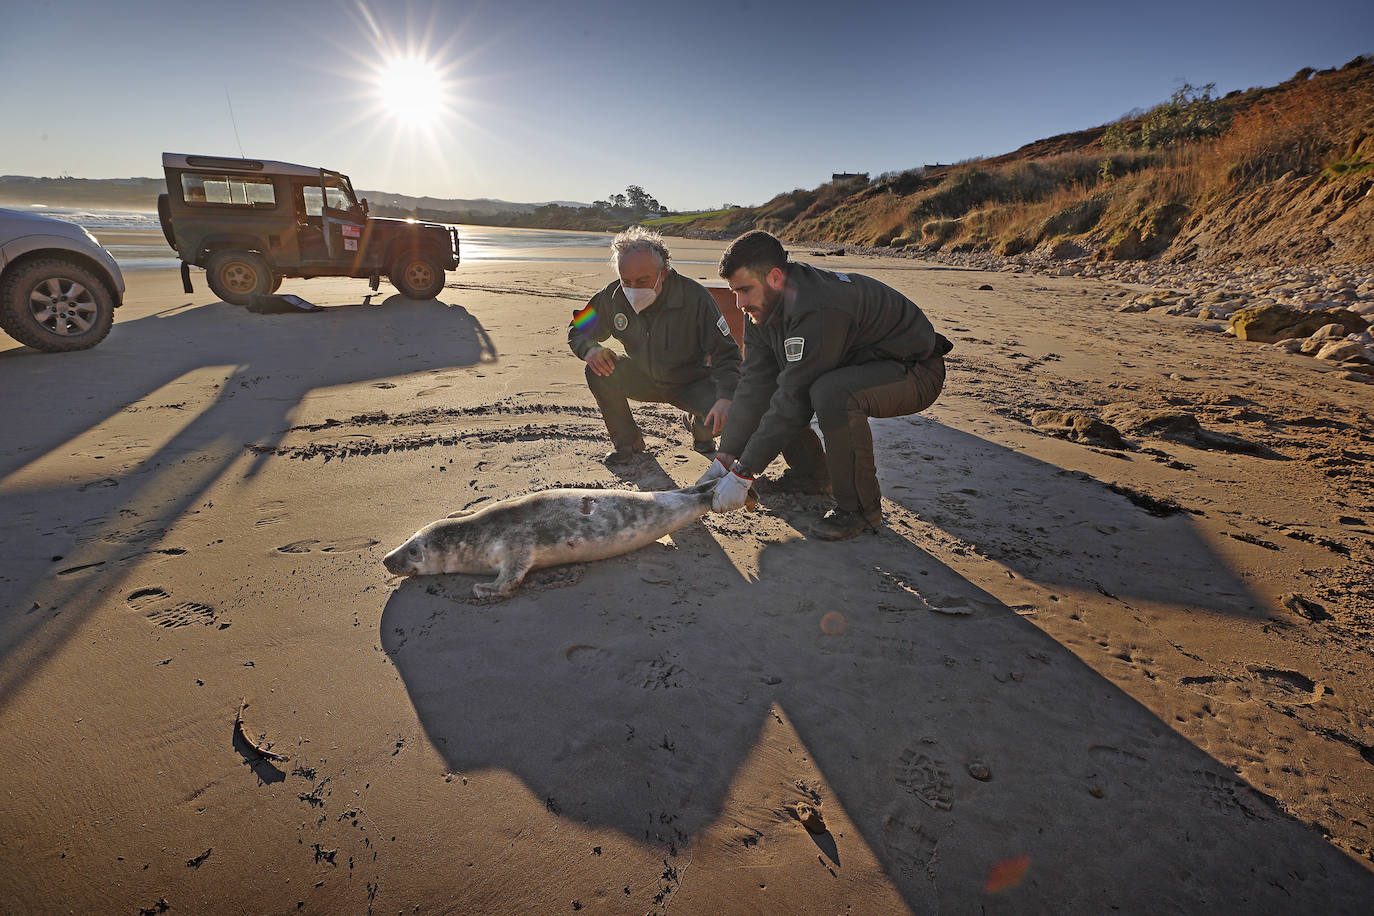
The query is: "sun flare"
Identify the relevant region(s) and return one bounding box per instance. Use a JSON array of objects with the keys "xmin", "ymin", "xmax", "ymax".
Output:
[{"xmin": 376, "ymin": 56, "xmax": 447, "ymax": 125}]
